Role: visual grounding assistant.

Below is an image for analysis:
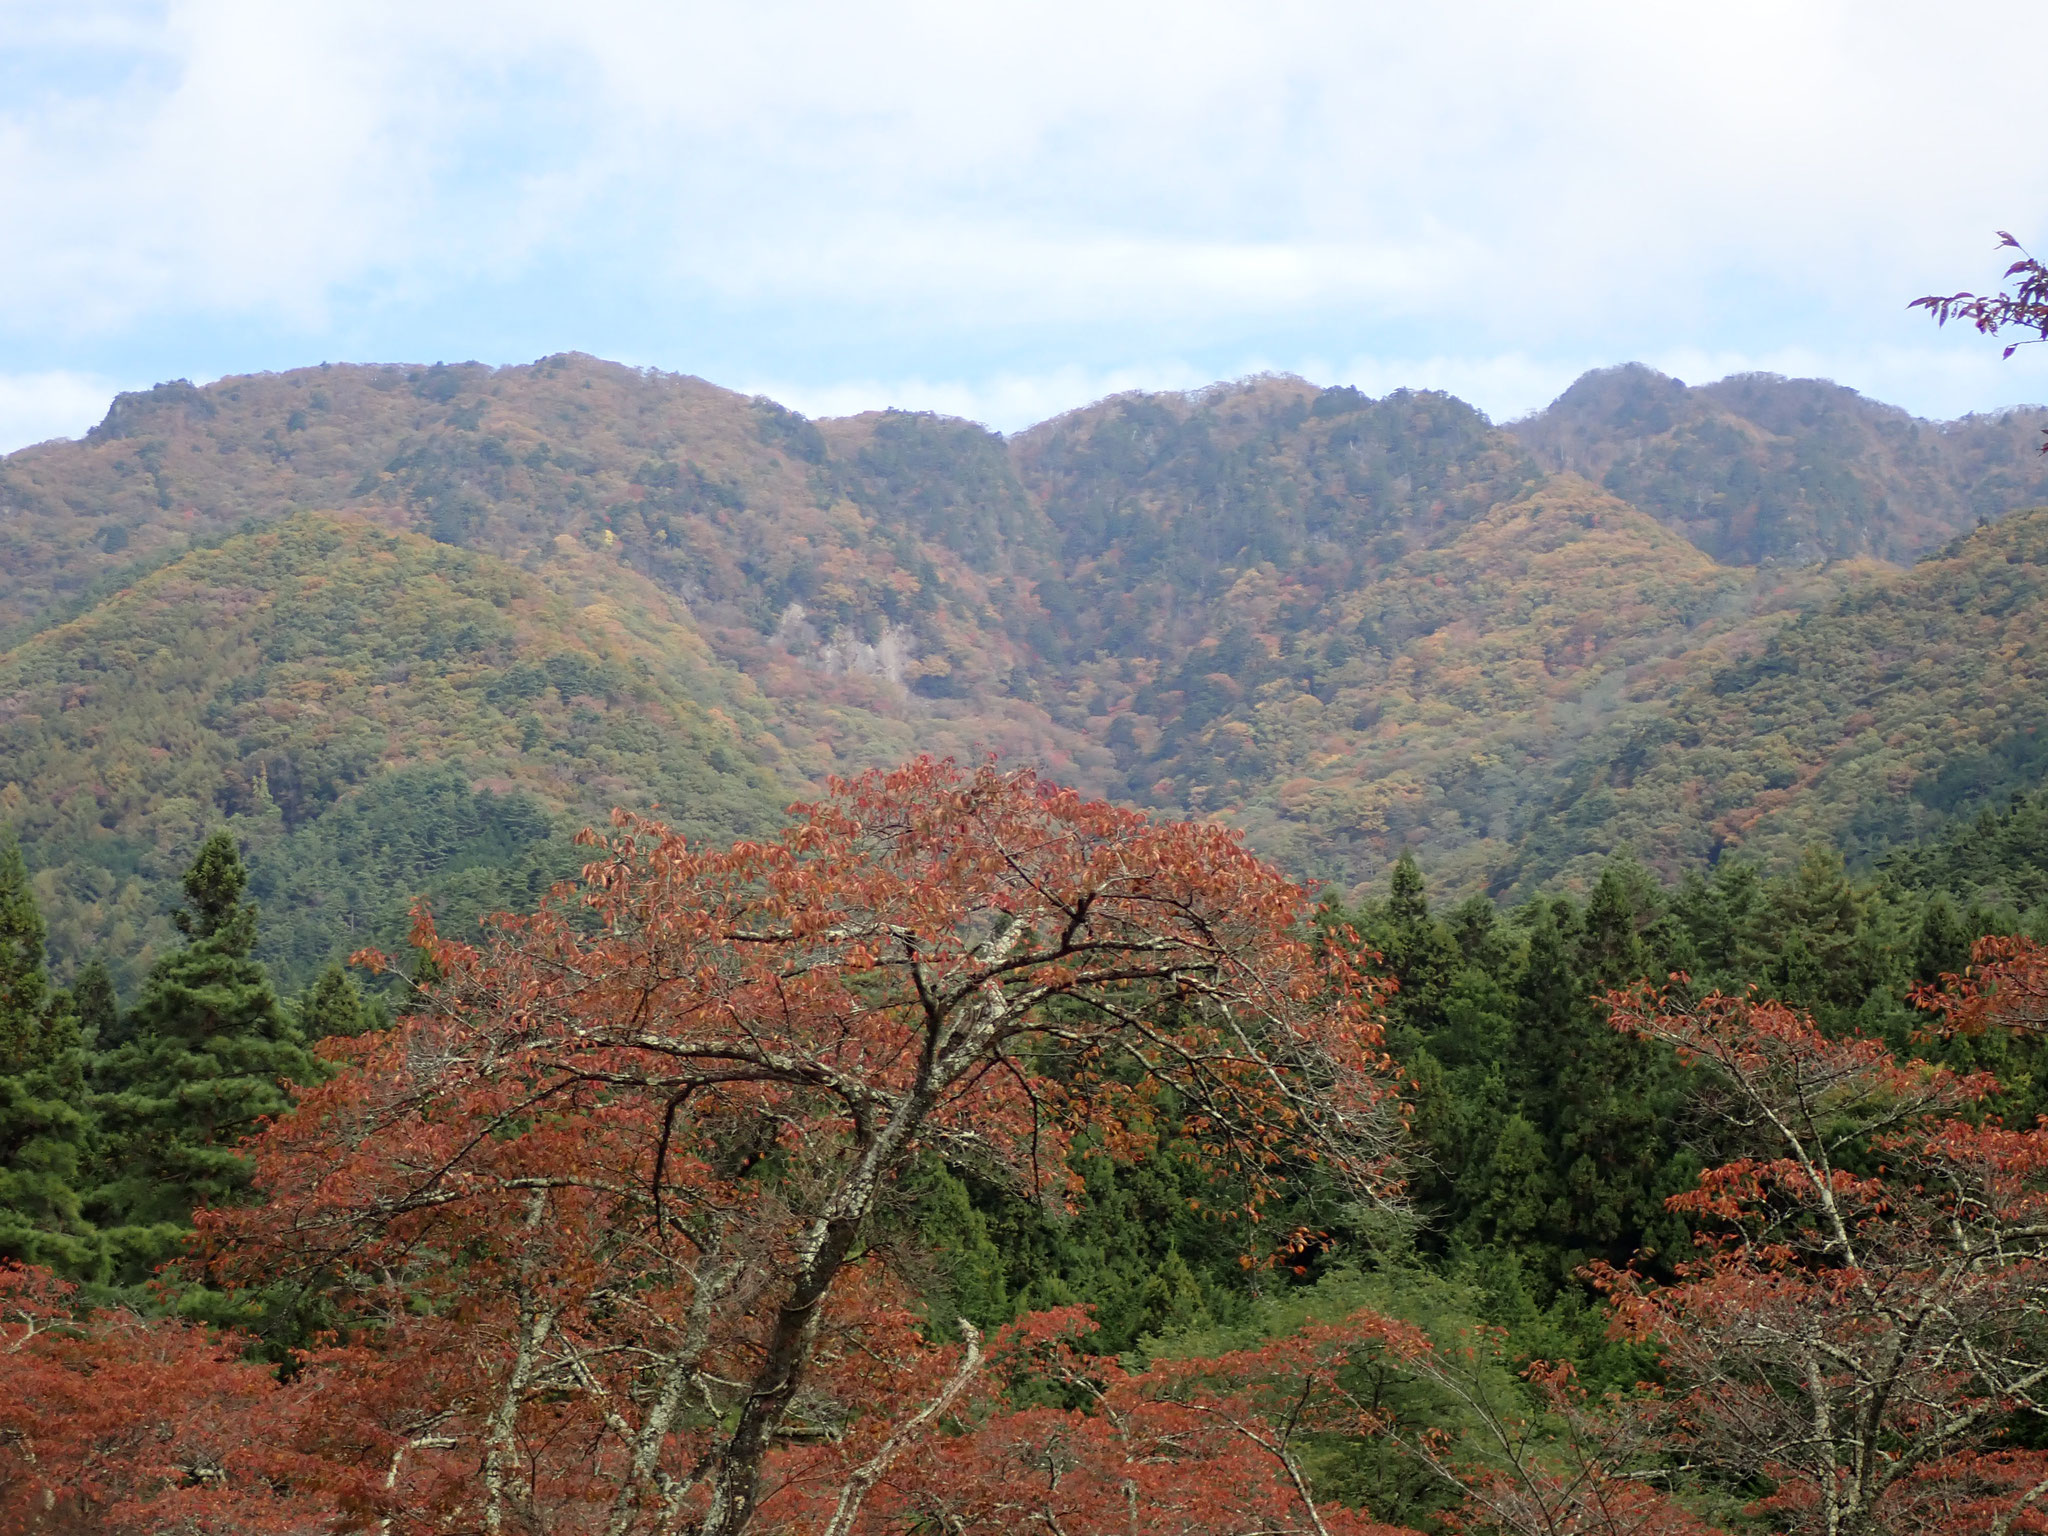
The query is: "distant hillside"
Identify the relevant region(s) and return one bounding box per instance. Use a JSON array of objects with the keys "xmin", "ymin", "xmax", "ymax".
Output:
[
  {"xmin": 1501, "ymin": 507, "xmax": 2048, "ymax": 893},
  {"xmin": 0, "ymin": 357, "xmax": 1056, "ymax": 706},
  {"xmin": 0, "ymin": 357, "xmax": 1103, "ymax": 982},
  {"xmin": 1509, "ymin": 363, "xmax": 2048, "ymax": 564},
  {"xmin": 1010, "ymin": 382, "xmax": 1859, "ymax": 891},
  {"xmin": 6, "ymin": 354, "xmax": 2048, "ymax": 978},
  {"xmin": 0, "ymin": 513, "xmax": 789, "ymax": 988}
]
